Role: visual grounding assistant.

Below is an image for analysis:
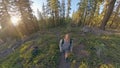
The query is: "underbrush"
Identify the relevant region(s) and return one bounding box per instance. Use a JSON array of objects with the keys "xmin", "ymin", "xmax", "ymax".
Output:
[
  {"xmin": 0, "ymin": 33, "xmax": 60, "ymax": 68},
  {"xmin": 72, "ymin": 34, "xmax": 120, "ymax": 68},
  {"xmin": 0, "ymin": 27, "xmax": 120, "ymax": 68}
]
